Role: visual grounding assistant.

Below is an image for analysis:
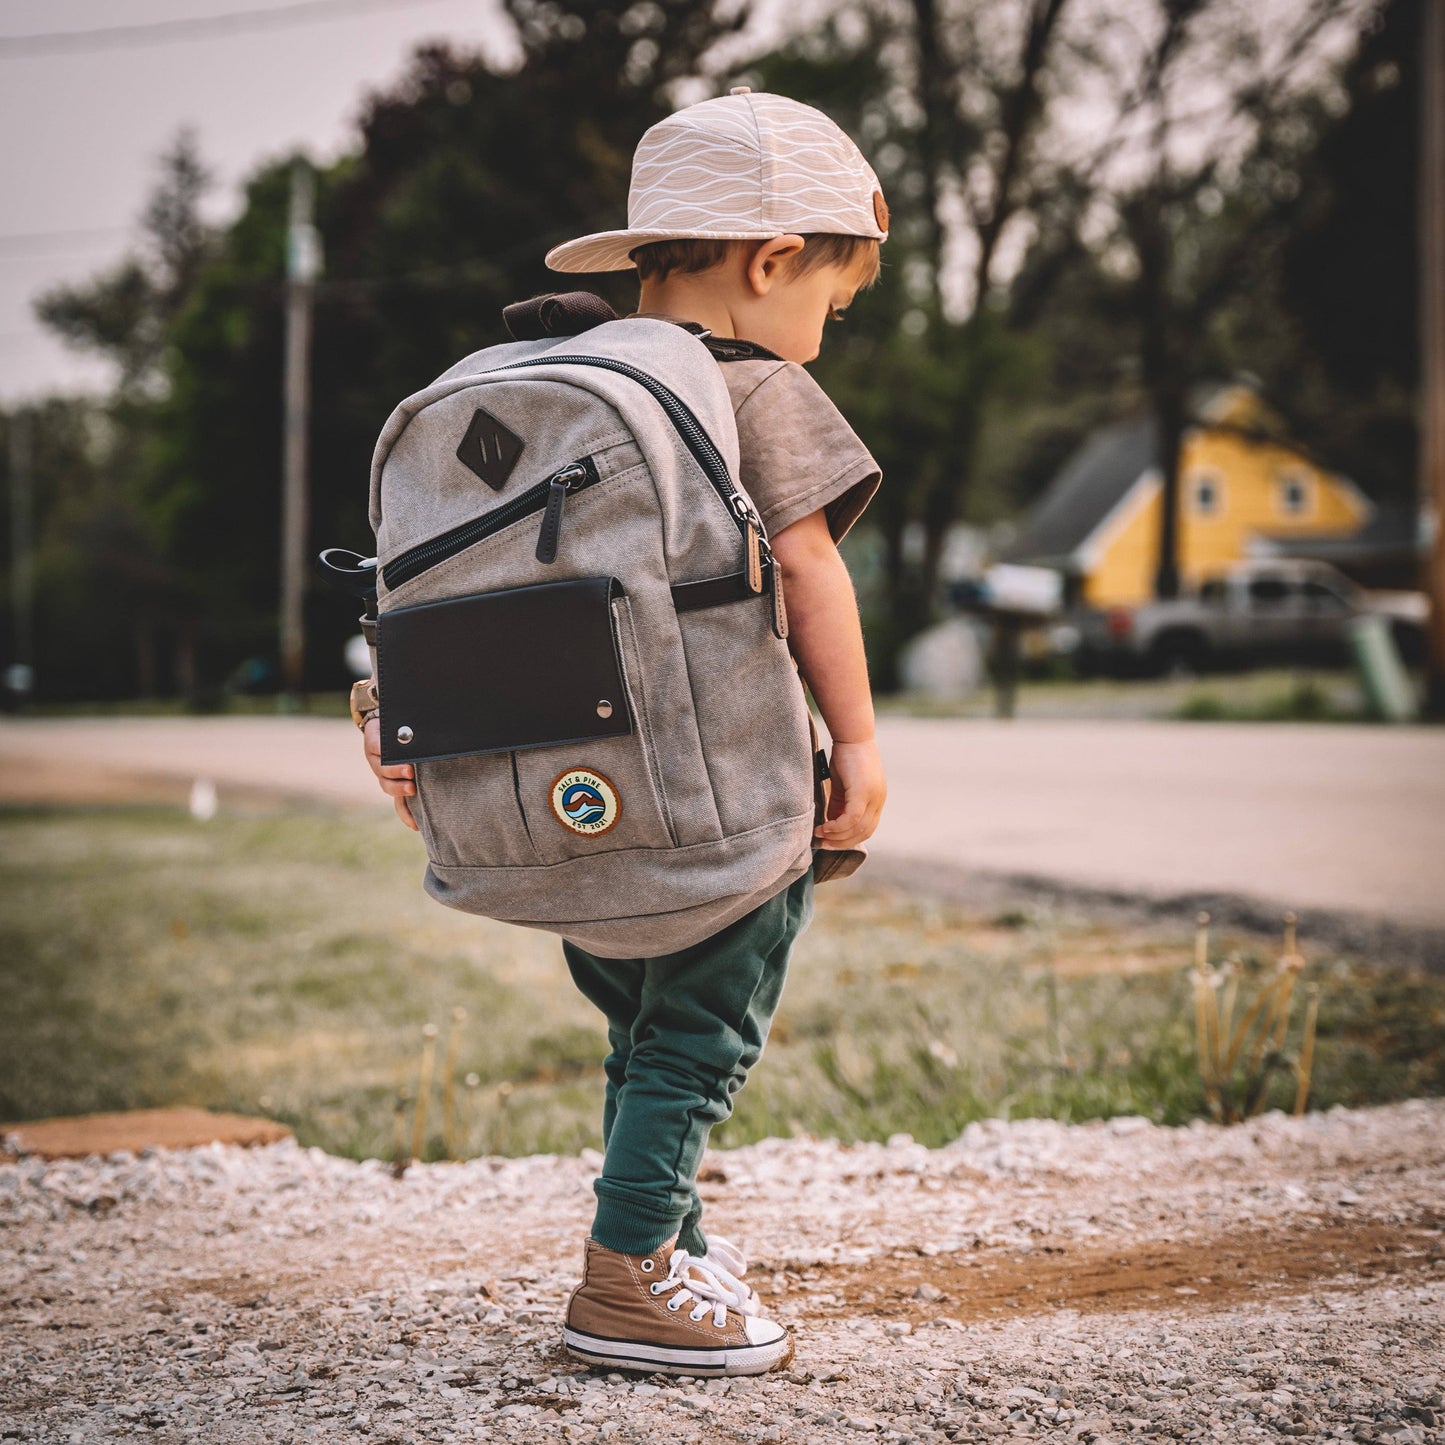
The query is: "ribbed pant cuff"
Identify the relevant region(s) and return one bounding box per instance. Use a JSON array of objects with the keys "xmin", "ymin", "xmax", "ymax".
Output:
[{"xmin": 591, "ymin": 1183, "xmax": 683, "ymax": 1256}]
